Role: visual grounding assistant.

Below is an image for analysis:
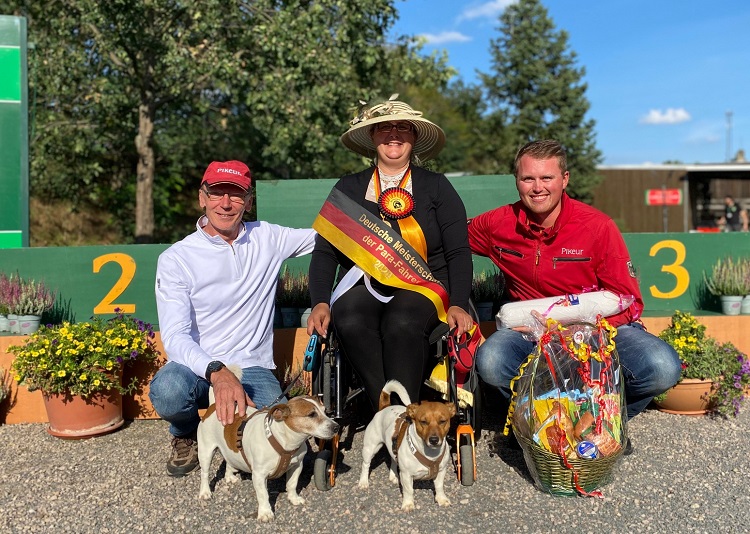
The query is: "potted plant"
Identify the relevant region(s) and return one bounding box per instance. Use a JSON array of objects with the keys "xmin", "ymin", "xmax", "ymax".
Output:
[
  {"xmin": 278, "ymin": 362, "xmax": 311, "ymax": 398},
  {"xmin": 655, "ymin": 310, "xmax": 750, "ymax": 416},
  {"xmin": 10, "ymin": 276, "xmax": 57, "ymax": 334},
  {"xmin": 0, "ymin": 272, "xmax": 13, "ymax": 332},
  {"xmin": 276, "ymin": 267, "xmax": 310, "ymax": 327},
  {"xmin": 471, "ymin": 269, "xmax": 503, "ymax": 321},
  {"xmin": 741, "ymin": 256, "xmax": 750, "ymax": 314},
  {"xmin": 8, "ymin": 309, "xmax": 160, "ymax": 438},
  {"xmin": 703, "ymin": 256, "xmax": 750, "ymax": 315},
  {"xmin": 0, "ymin": 367, "xmax": 11, "ymax": 406},
  {"xmin": 1, "ymin": 272, "xmax": 22, "ymax": 333}
]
